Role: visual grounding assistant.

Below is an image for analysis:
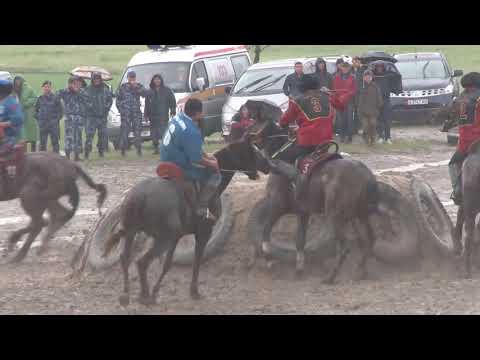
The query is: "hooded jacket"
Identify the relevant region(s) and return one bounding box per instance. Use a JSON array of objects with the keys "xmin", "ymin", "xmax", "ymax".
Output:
[
  {"xmin": 144, "ymin": 75, "xmax": 177, "ymax": 122},
  {"xmin": 13, "ymin": 76, "xmax": 38, "ymax": 142},
  {"xmin": 455, "ymin": 88, "xmax": 480, "ymax": 154},
  {"xmin": 85, "ymin": 79, "xmax": 113, "ymax": 118},
  {"xmin": 314, "ymin": 58, "xmax": 333, "ymax": 90}
]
